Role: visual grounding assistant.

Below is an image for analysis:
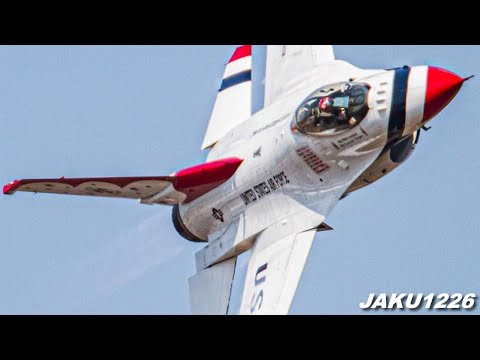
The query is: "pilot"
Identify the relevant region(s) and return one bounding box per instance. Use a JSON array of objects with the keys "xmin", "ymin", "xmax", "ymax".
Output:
[
  {"xmin": 319, "ymin": 97, "xmax": 335, "ymax": 113},
  {"xmin": 318, "ymin": 97, "xmax": 348, "ymax": 123},
  {"xmin": 318, "ymin": 97, "xmax": 347, "ymax": 120}
]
